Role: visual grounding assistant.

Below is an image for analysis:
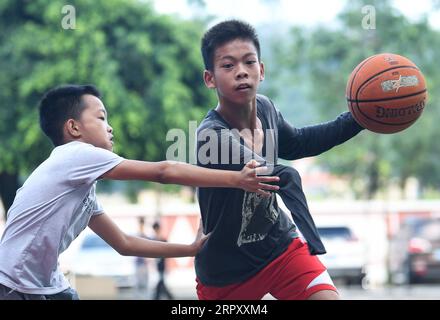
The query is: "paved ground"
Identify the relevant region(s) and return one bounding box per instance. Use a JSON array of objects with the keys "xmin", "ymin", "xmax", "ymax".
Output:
[
  {"xmin": 74, "ymin": 268, "xmax": 440, "ymax": 300},
  {"xmin": 113, "ymin": 283, "xmax": 440, "ymax": 300},
  {"xmin": 338, "ymin": 284, "xmax": 440, "ymax": 300}
]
